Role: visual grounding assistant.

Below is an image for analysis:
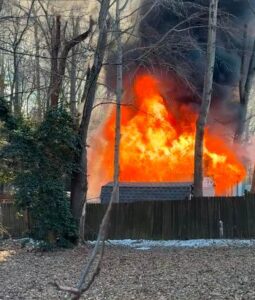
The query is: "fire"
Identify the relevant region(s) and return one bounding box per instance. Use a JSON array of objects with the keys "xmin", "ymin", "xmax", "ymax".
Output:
[{"xmin": 88, "ymin": 74, "xmax": 246, "ymax": 196}]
